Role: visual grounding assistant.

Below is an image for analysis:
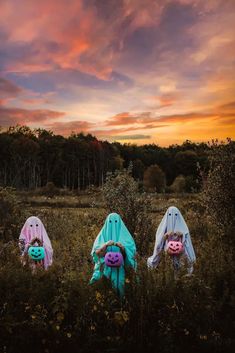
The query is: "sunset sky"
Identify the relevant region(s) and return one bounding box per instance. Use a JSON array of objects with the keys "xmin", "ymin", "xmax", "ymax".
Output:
[{"xmin": 0, "ymin": 0, "xmax": 235, "ymax": 146}]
